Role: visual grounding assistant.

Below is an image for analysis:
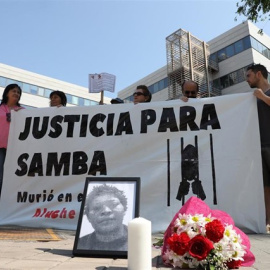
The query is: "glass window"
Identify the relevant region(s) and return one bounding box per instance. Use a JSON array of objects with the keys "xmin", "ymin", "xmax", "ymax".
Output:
[
  {"xmin": 212, "ymin": 79, "xmax": 220, "ymax": 90},
  {"xmin": 84, "ymin": 99, "xmax": 91, "ymax": 106},
  {"xmin": 220, "ymin": 75, "xmax": 230, "ymax": 89},
  {"xmin": 164, "ymin": 77, "xmax": 169, "ymax": 88},
  {"xmin": 78, "ymin": 97, "xmax": 84, "ymax": 106},
  {"xmin": 16, "ymin": 81, "xmax": 23, "ymax": 88},
  {"xmin": 148, "ymin": 85, "xmax": 154, "ymax": 94},
  {"xmin": 217, "ymin": 49, "xmax": 226, "ymax": 62},
  {"xmin": 44, "ymin": 89, "xmax": 52, "ymax": 98},
  {"xmin": 6, "ymin": 78, "xmax": 16, "ymax": 86},
  {"xmin": 66, "ymin": 94, "xmax": 72, "ymax": 104},
  {"xmin": 209, "ymin": 53, "xmax": 217, "ymax": 62},
  {"xmin": 91, "ymin": 100, "xmax": 99, "ymax": 105},
  {"xmin": 225, "ymin": 44, "xmax": 234, "ymax": 58},
  {"xmin": 30, "ymin": 85, "xmax": 38, "ymax": 95},
  {"xmin": 256, "ymin": 42, "xmax": 264, "ymax": 54},
  {"xmin": 228, "ymin": 72, "xmax": 237, "ymax": 86},
  {"xmin": 158, "ymin": 79, "xmax": 165, "ymax": 90},
  {"xmin": 153, "ymin": 82, "xmax": 159, "ymax": 93},
  {"xmin": 262, "ymin": 46, "xmax": 269, "ymax": 58},
  {"xmin": 250, "ymin": 37, "xmax": 258, "ymax": 50},
  {"xmin": 0, "ymin": 77, "xmax": 6, "ymax": 87},
  {"xmin": 243, "ymin": 36, "xmax": 251, "ymax": 50},
  {"xmin": 237, "ymin": 68, "xmax": 246, "ymax": 83},
  {"xmin": 234, "ymin": 40, "xmax": 244, "ymax": 54},
  {"xmin": 22, "ymin": 83, "xmax": 30, "ymax": 93},
  {"xmin": 72, "ymin": 96, "xmax": 79, "ymax": 105},
  {"xmin": 38, "ymin": 87, "xmax": 45, "ymax": 96}
]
